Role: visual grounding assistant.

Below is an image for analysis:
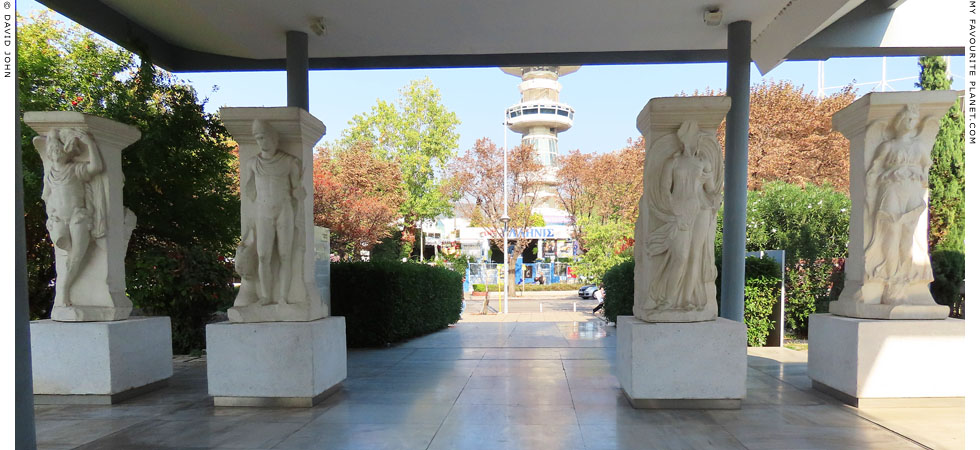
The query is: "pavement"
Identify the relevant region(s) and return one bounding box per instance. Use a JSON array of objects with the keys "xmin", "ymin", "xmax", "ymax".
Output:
[
  {"xmin": 32, "ymin": 320, "xmax": 965, "ymax": 449},
  {"xmin": 462, "ymin": 290, "xmax": 604, "ymax": 322}
]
